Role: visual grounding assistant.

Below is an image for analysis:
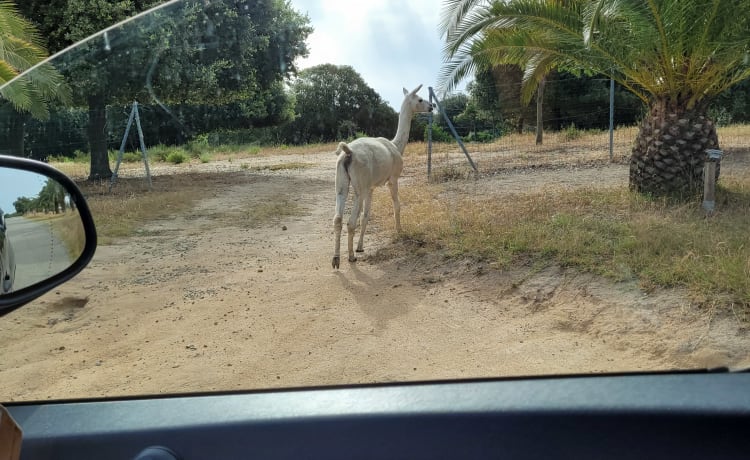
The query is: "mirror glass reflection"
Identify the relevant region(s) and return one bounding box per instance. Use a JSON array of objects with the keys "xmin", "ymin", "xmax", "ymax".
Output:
[{"xmin": 0, "ymin": 167, "xmax": 85, "ymax": 294}]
